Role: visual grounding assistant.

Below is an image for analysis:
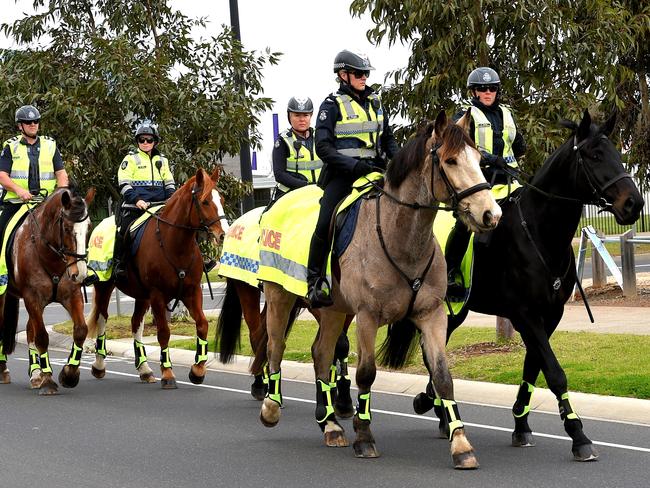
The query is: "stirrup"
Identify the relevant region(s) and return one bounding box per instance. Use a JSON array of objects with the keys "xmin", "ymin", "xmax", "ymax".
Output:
[
  {"xmin": 82, "ymin": 274, "xmax": 99, "ymax": 287},
  {"xmin": 203, "ymin": 258, "xmax": 217, "ymax": 273},
  {"xmin": 307, "ymin": 277, "xmax": 333, "ymax": 308}
]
